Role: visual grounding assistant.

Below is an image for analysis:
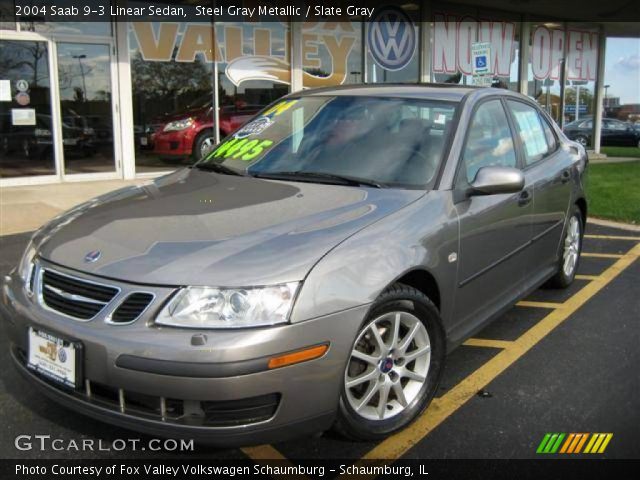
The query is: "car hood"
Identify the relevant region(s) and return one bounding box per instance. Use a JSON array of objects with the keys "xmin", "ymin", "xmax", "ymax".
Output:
[
  {"xmin": 35, "ymin": 169, "xmax": 424, "ymax": 287},
  {"xmin": 157, "ymin": 106, "xmax": 210, "ymax": 125}
]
